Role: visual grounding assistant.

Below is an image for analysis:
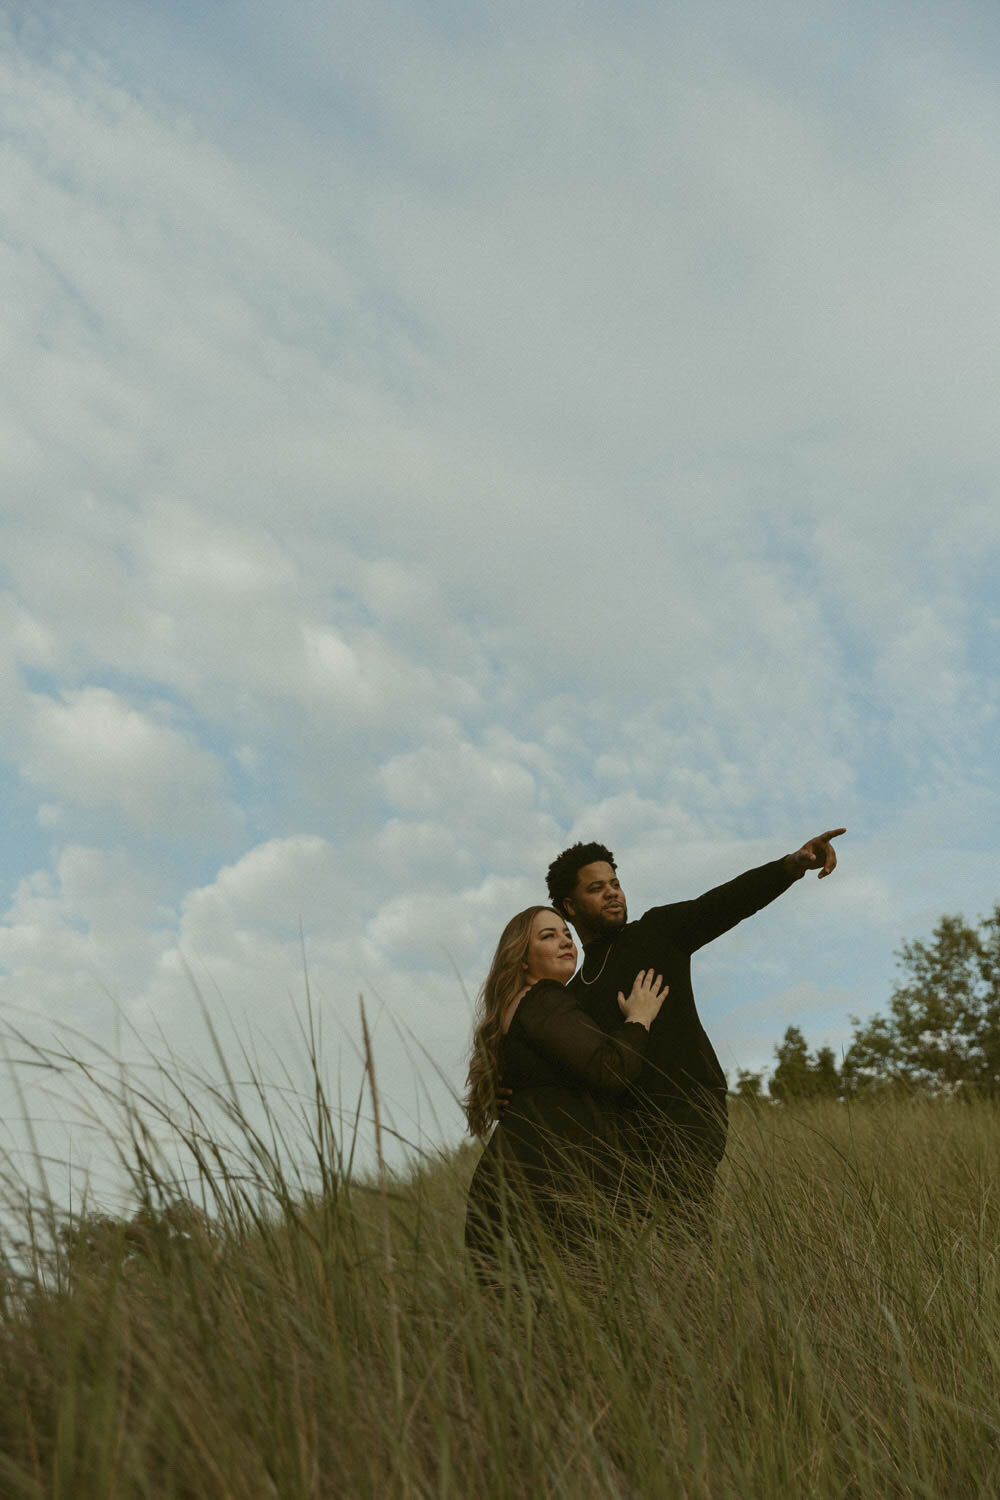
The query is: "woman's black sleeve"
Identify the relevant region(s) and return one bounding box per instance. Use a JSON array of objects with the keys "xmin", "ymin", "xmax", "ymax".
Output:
[{"xmin": 515, "ymin": 982, "xmax": 649, "ymax": 1093}]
